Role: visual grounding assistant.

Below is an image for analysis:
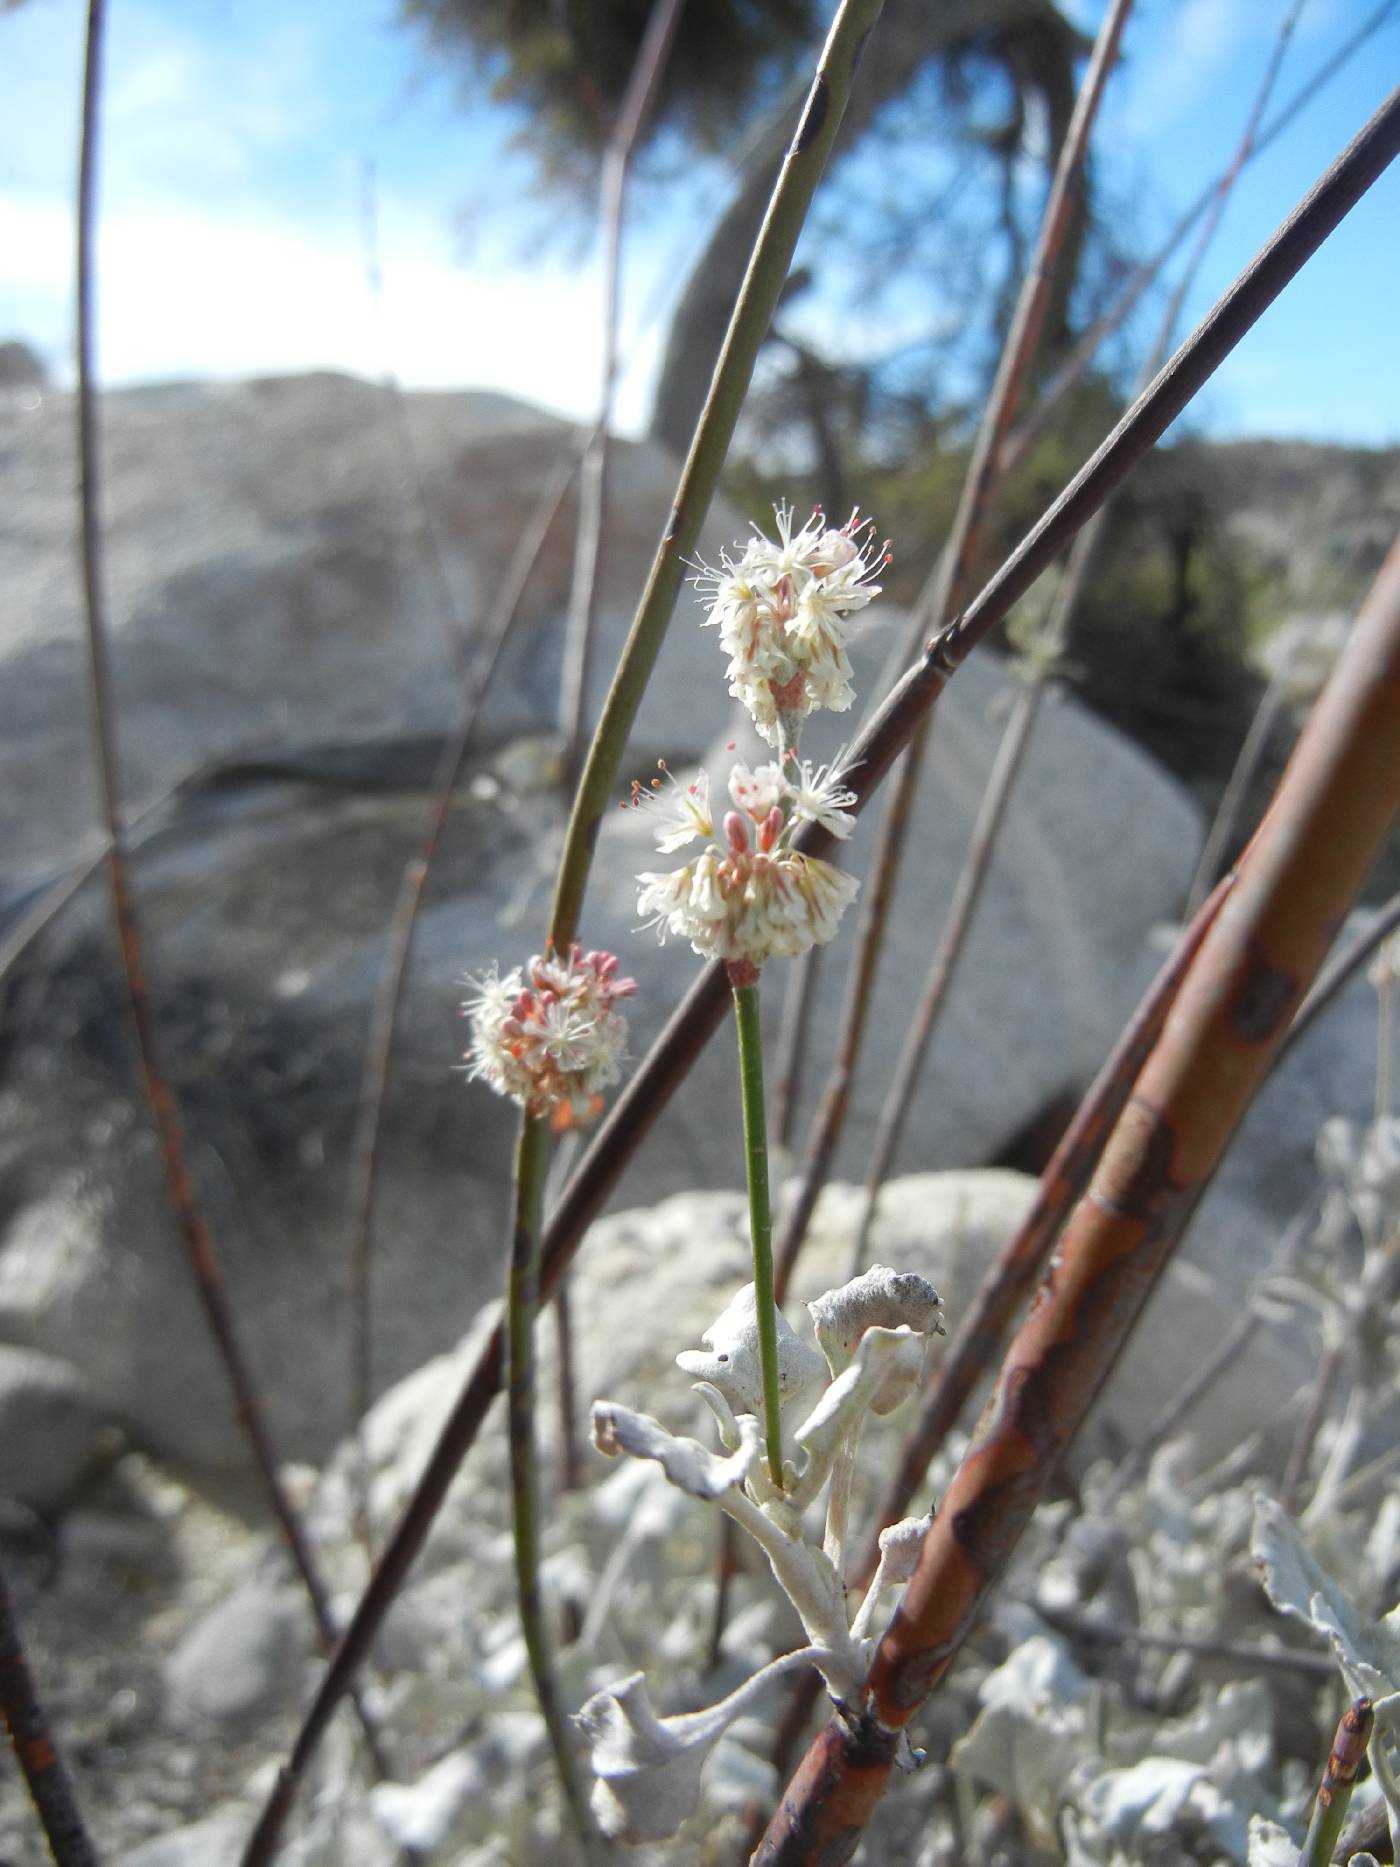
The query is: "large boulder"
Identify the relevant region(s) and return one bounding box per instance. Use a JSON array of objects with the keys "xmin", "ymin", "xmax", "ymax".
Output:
[{"xmin": 0, "ymin": 373, "xmax": 1209, "ymax": 1475}]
